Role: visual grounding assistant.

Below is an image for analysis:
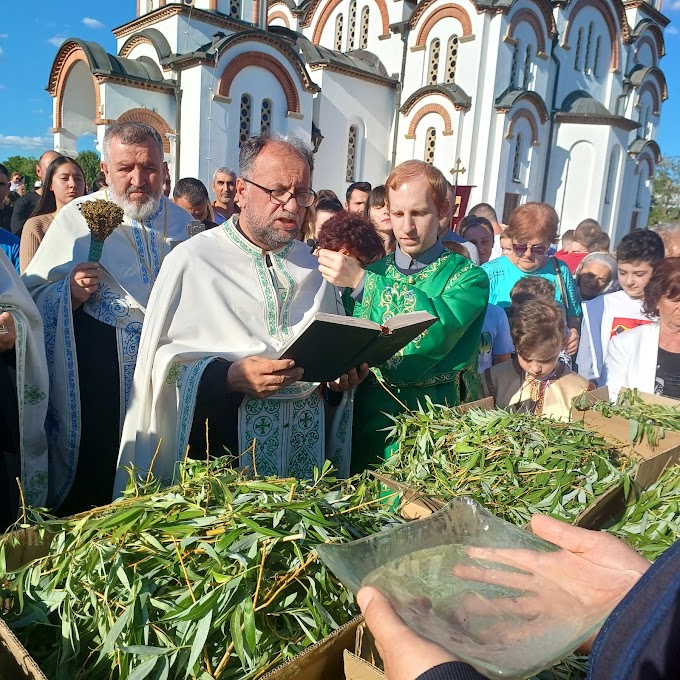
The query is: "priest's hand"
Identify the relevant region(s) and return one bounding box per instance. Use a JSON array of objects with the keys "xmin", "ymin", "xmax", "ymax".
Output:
[
  {"xmin": 226, "ymin": 356, "xmax": 304, "ymax": 397},
  {"xmin": 317, "ymin": 249, "xmax": 365, "ymax": 290},
  {"xmin": 70, "ymin": 262, "xmax": 103, "ymax": 309},
  {"xmin": 564, "ymin": 328, "xmax": 579, "ymax": 356},
  {"xmin": 0, "ymin": 312, "xmax": 17, "ymax": 352},
  {"xmin": 326, "ymin": 363, "xmax": 369, "ymax": 392}
]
